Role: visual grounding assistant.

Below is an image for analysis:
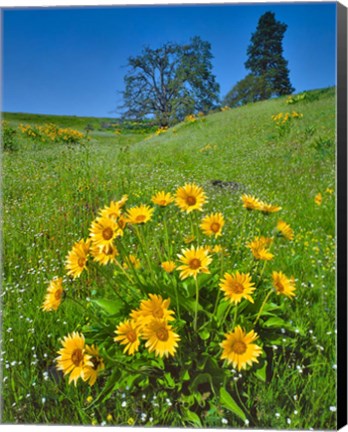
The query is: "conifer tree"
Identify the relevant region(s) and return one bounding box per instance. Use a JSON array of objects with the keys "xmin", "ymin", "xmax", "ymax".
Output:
[{"xmin": 245, "ymin": 11, "xmax": 294, "ymax": 98}]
